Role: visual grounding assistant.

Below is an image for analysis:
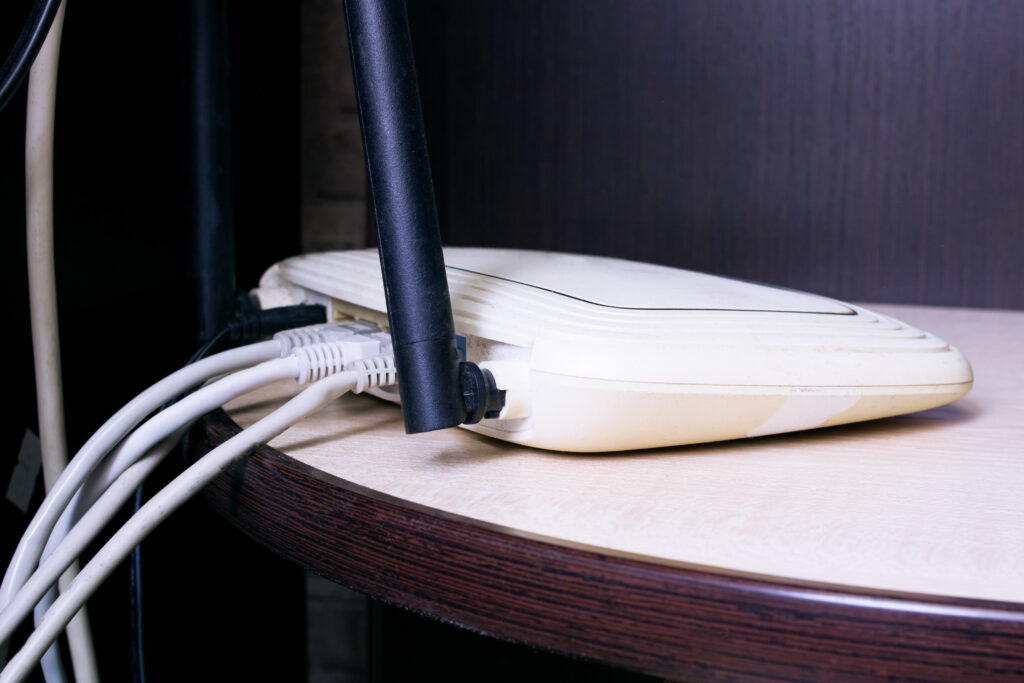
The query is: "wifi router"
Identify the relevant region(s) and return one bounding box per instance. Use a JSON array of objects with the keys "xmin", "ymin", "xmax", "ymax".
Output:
[{"xmin": 255, "ymin": 248, "xmax": 973, "ymax": 452}]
